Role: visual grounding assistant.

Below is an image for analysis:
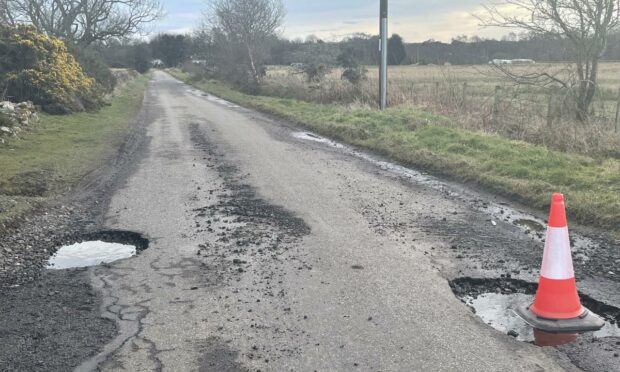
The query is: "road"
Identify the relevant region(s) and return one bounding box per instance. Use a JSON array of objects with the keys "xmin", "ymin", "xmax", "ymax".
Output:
[{"xmin": 77, "ymin": 71, "xmax": 582, "ymax": 371}]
